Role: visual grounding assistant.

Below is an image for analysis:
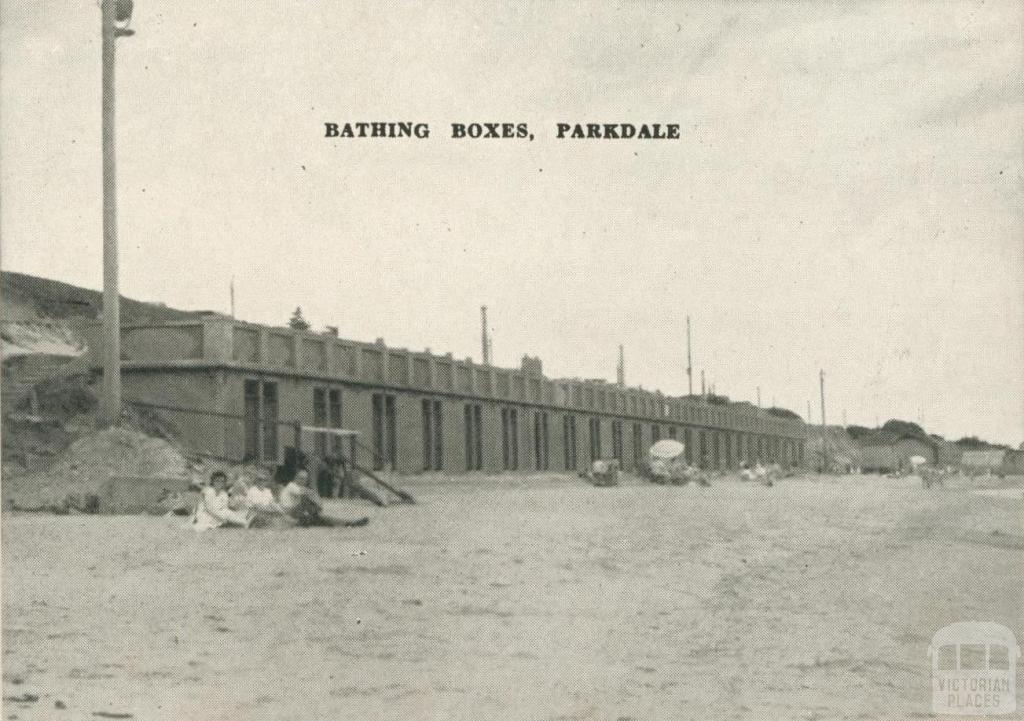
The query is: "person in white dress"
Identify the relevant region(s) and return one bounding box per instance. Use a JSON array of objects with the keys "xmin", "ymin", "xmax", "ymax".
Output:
[{"xmin": 192, "ymin": 471, "xmax": 253, "ymax": 532}]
